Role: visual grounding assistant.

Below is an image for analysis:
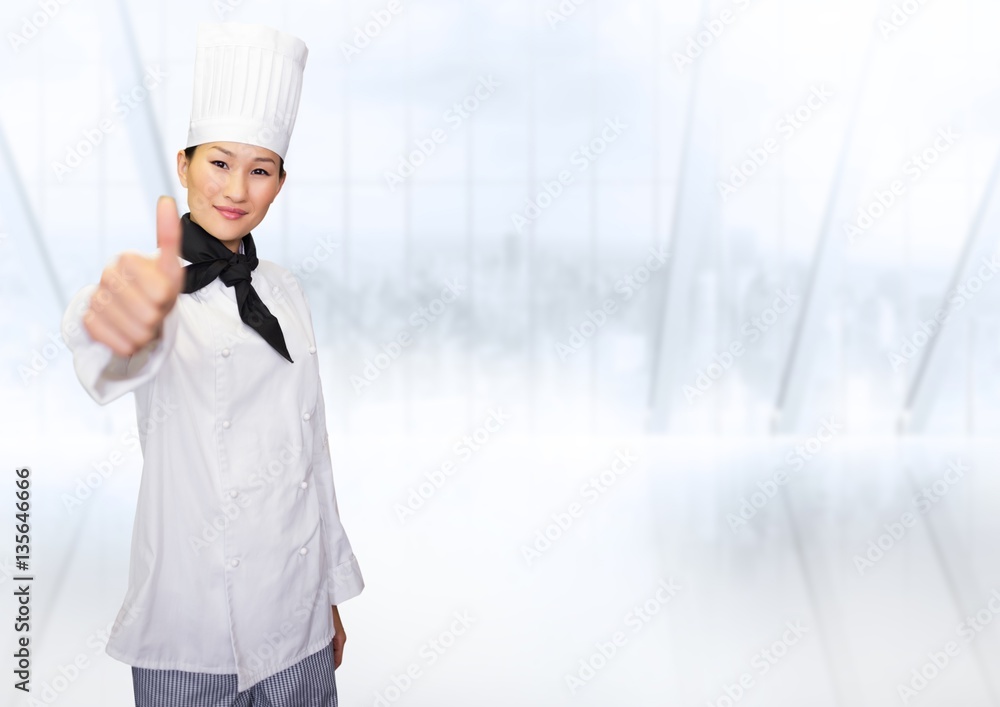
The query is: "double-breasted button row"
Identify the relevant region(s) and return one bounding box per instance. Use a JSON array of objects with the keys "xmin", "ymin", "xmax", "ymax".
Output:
[{"xmin": 222, "ymin": 342, "xmax": 317, "ymax": 571}]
